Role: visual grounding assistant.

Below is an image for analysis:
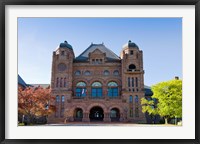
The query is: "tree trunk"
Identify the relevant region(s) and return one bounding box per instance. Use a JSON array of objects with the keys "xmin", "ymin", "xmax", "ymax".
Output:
[{"xmin": 165, "ymin": 118, "xmax": 168, "ymax": 124}]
